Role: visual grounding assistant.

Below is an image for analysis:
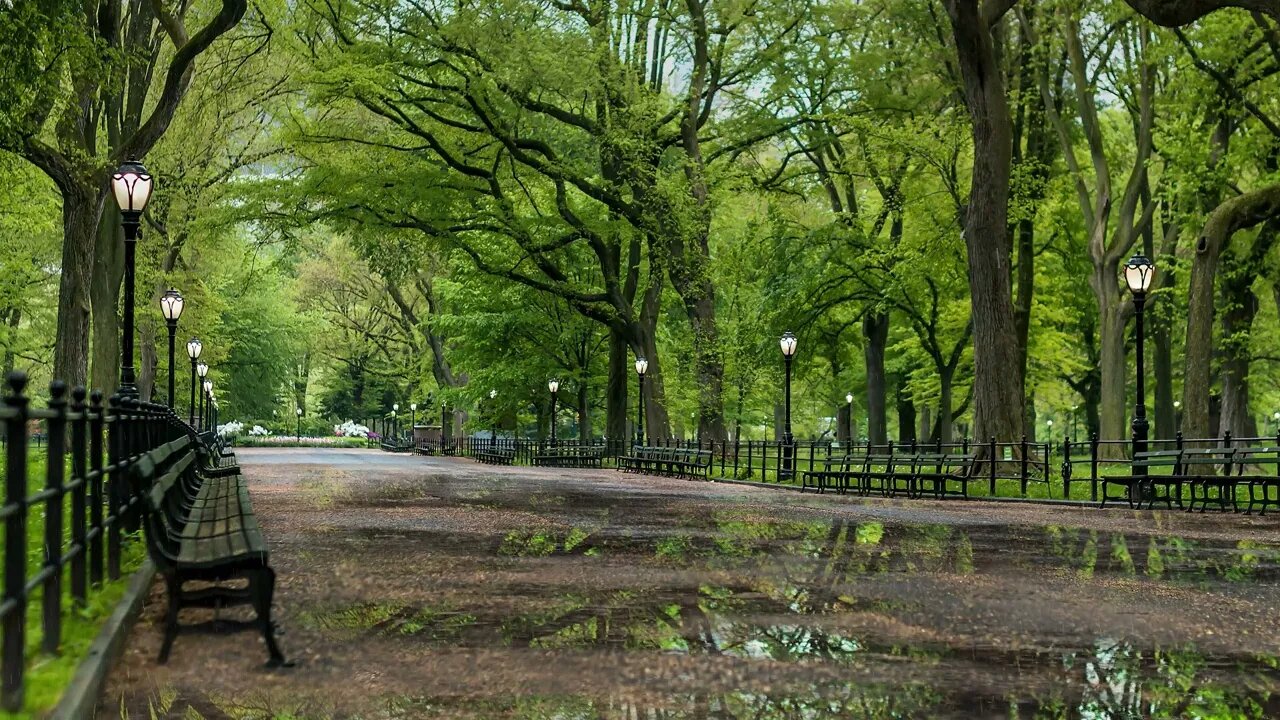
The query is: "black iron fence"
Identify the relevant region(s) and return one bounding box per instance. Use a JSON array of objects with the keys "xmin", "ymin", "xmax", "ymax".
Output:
[
  {"xmin": 385, "ymin": 430, "xmax": 1280, "ymax": 503},
  {"xmin": 0, "ymin": 371, "xmax": 188, "ymax": 711}
]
